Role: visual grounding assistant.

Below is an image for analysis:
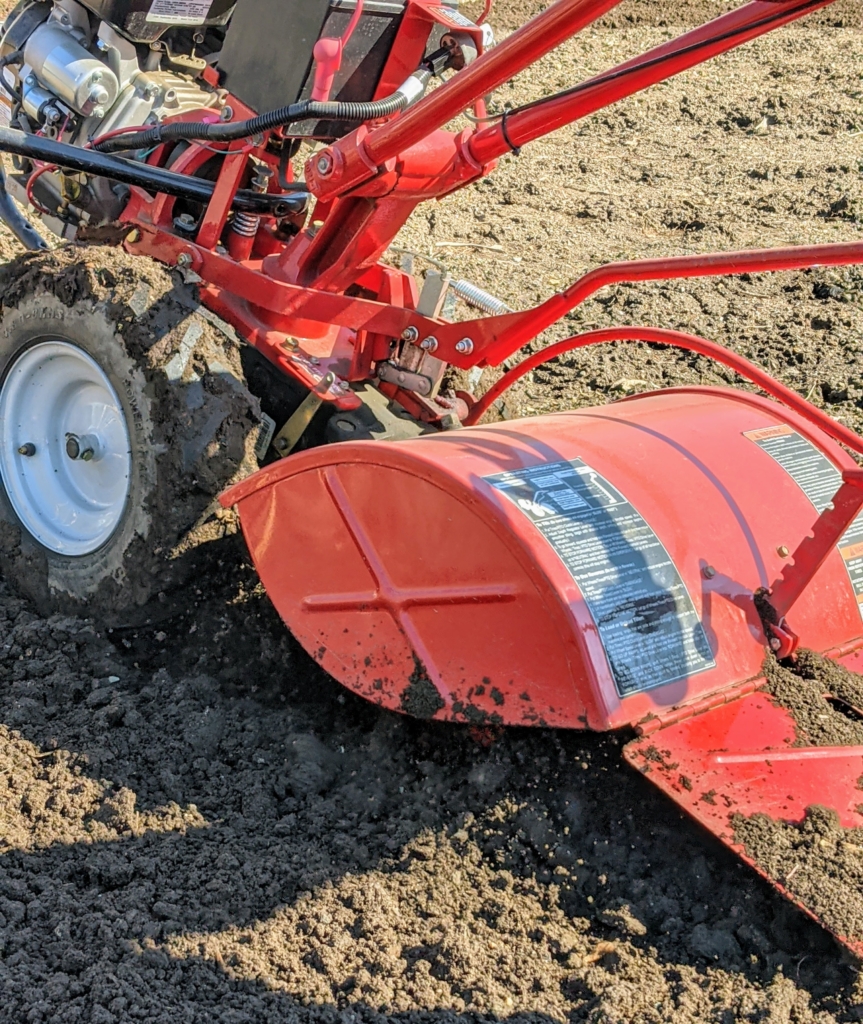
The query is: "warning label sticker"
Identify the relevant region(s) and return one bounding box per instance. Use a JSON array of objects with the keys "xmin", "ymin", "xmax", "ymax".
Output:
[
  {"xmin": 485, "ymin": 459, "xmax": 716, "ymax": 697},
  {"xmin": 147, "ymin": 0, "xmax": 213, "ymax": 24},
  {"xmin": 744, "ymin": 426, "xmax": 863, "ymax": 607}
]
